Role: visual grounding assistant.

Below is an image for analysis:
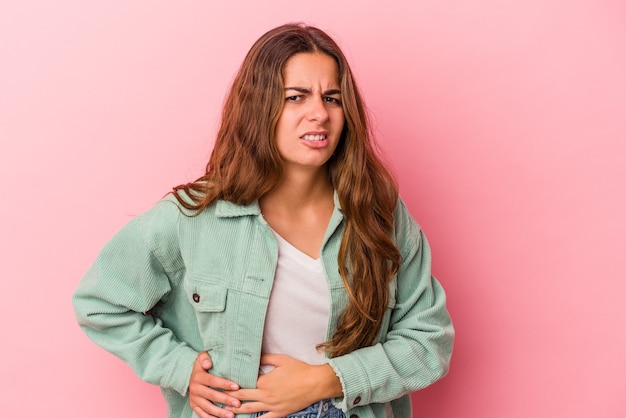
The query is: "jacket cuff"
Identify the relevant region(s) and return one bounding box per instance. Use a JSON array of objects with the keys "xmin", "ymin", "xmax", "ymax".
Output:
[
  {"xmin": 162, "ymin": 346, "xmax": 199, "ymax": 396},
  {"xmin": 325, "ymin": 352, "xmax": 371, "ymax": 412}
]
